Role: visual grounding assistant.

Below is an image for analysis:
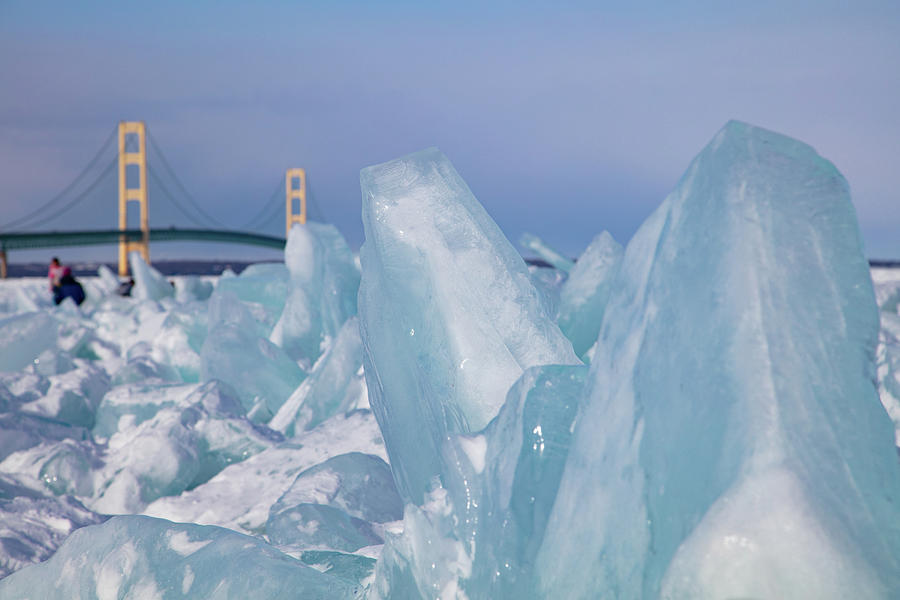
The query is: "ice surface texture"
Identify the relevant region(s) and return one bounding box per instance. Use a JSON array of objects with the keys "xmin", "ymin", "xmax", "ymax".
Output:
[
  {"xmin": 0, "ymin": 515, "xmax": 359, "ymax": 599},
  {"xmin": 537, "ymin": 121, "xmax": 900, "ymax": 598},
  {"xmin": 359, "ymin": 147, "xmax": 579, "ymax": 504},
  {"xmin": 0, "ymin": 312, "xmax": 58, "ymax": 372},
  {"xmin": 371, "ymin": 364, "xmax": 587, "ymax": 598},
  {"xmin": 143, "ymin": 410, "xmax": 387, "ymax": 537},
  {"xmin": 202, "ymin": 289, "xmax": 305, "ymax": 418},
  {"xmin": 270, "ymin": 316, "xmax": 365, "ymax": 435},
  {"xmin": 0, "ymin": 473, "xmax": 105, "ymax": 578}
]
